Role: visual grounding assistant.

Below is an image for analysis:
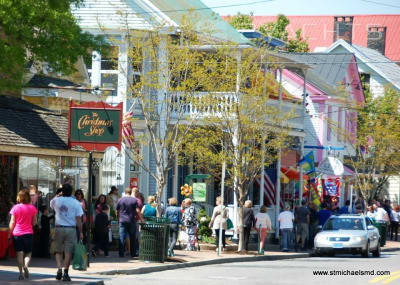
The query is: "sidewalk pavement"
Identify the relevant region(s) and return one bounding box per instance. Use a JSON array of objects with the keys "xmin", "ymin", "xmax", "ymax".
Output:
[{"xmin": 0, "ymin": 240, "xmax": 399, "ymax": 284}]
